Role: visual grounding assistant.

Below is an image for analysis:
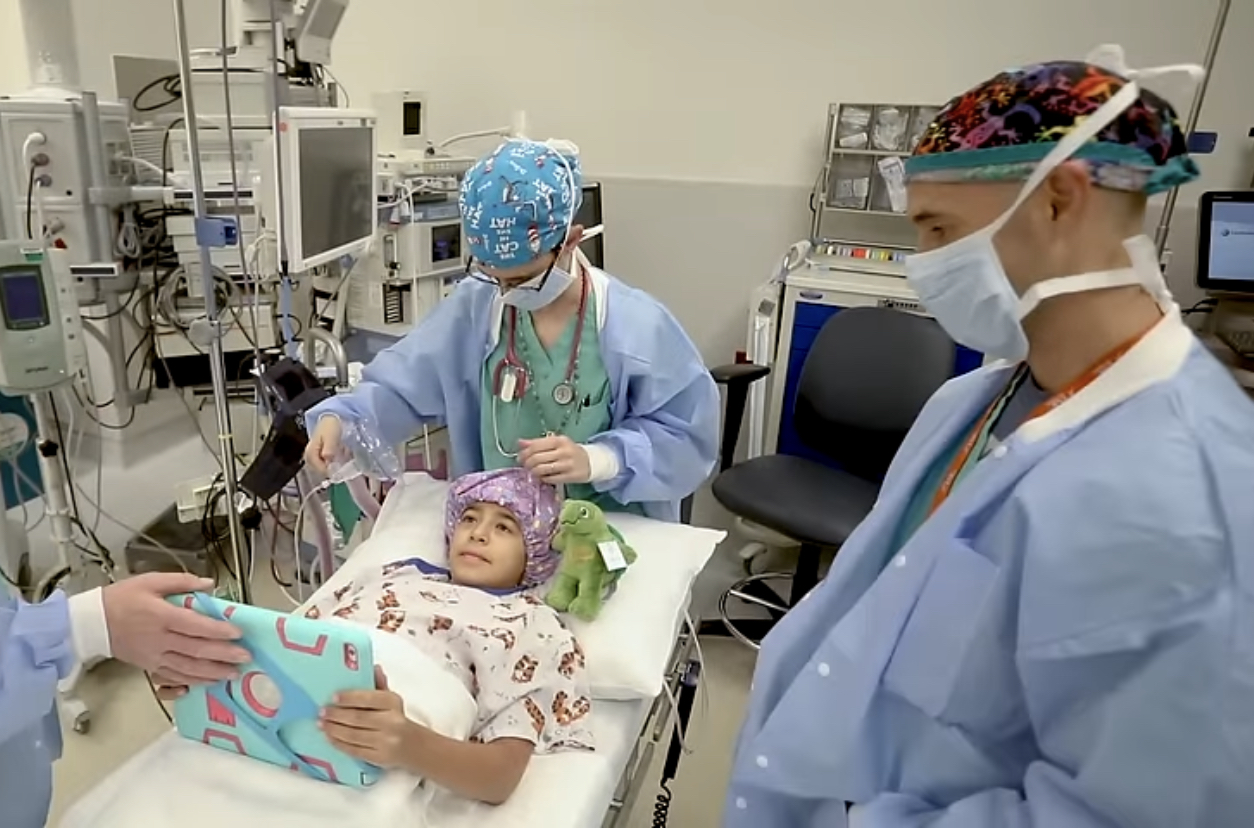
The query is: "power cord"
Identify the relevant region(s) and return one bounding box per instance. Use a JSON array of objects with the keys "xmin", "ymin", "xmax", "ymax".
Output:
[
  {"xmin": 144, "ymin": 671, "xmax": 174, "ymax": 723},
  {"xmin": 651, "ymin": 615, "xmax": 707, "ymax": 826},
  {"xmin": 47, "ymin": 396, "xmax": 116, "ymax": 571},
  {"xmin": 24, "ymin": 162, "xmax": 36, "ymax": 239},
  {"xmin": 652, "ymin": 782, "xmax": 675, "ymax": 828},
  {"xmin": 1183, "ymin": 297, "xmax": 1218, "ymax": 317},
  {"xmin": 132, "ymin": 73, "xmax": 181, "ymax": 113}
]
